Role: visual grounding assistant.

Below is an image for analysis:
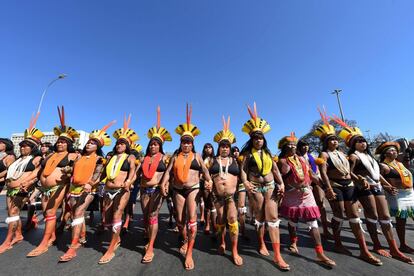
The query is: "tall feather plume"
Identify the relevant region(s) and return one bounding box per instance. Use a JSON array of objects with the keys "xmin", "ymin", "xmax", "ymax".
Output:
[
  {"xmin": 317, "ymin": 106, "xmax": 330, "ymax": 126},
  {"xmin": 227, "ymin": 116, "xmax": 230, "ymax": 132},
  {"xmin": 247, "ymin": 104, "xmax": 256, "ymax": 120},
  {"xmin": 331, "ymin": 115, "xmax": 349, "ymax": 128},
  {"xmin": 123, "ymin": 114, "xmax": 132, "ymax": 130},
  {"xmin": 290, "ymin": 131, "xmax": 296, "ymax": 140},
  {"xmin": 99, "ymin": 120, "xmax": 116, "ymax": 135},
  {"xmin": 157, "ymin": 106, "xmax": 161, "ymax": 129},
  {"xmin": 29, "ymin": 111, "xmax": 40, "ymax": 130},
  {"xmin": 186, "ymin": 103, "xmax": 192, "ymax": 128},
  {"xmin": 253, "ymin": 102, "xmax": 258, "ymax": 118},
  {"xmin": 57, "ymin": 106, "xmax": 65, "ymax": 128}
]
